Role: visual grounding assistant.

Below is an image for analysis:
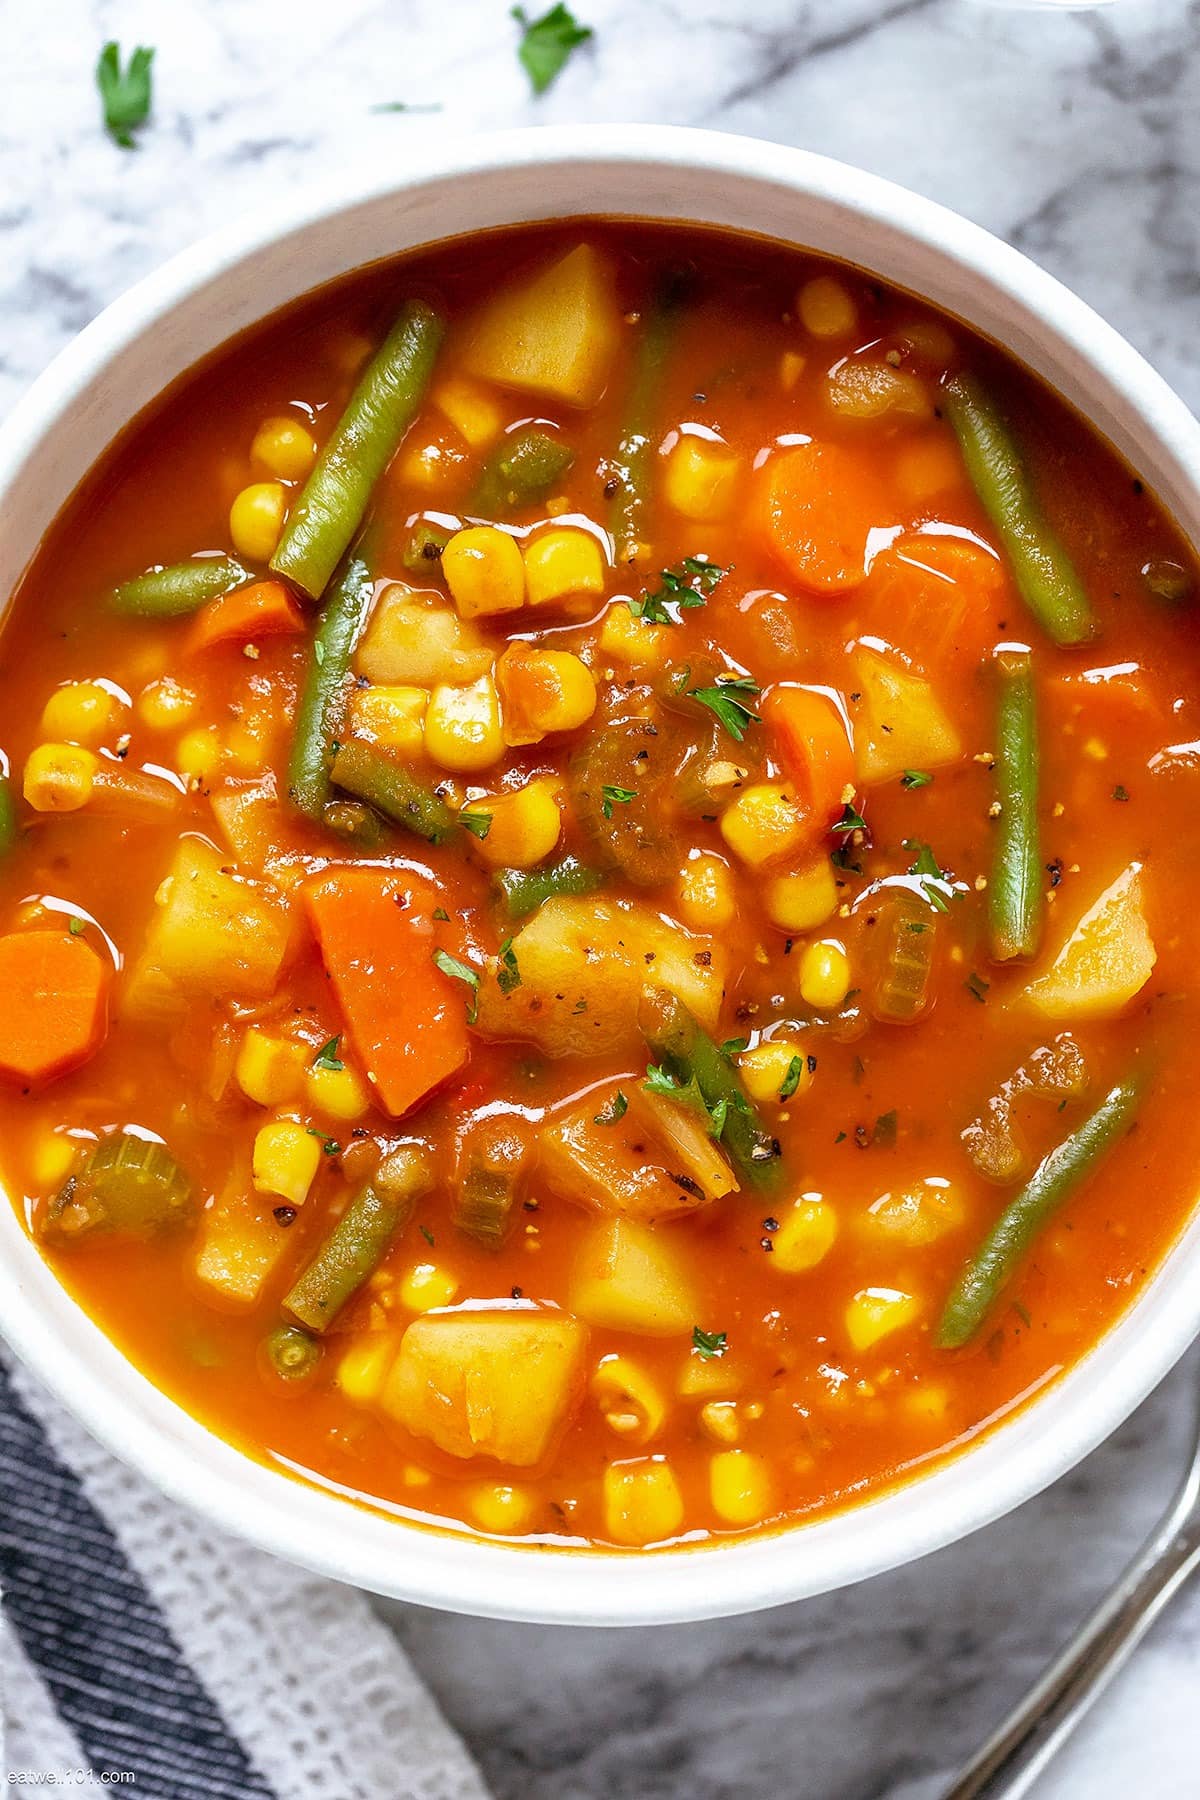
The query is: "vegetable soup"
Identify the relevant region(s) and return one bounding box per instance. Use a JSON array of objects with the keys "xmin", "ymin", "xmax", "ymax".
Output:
[{"xmin": 1, "ymin": 222, "xmax": 1197, "ymax": 1551}]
